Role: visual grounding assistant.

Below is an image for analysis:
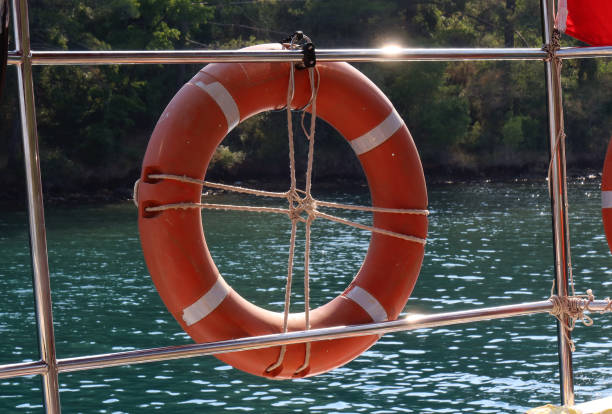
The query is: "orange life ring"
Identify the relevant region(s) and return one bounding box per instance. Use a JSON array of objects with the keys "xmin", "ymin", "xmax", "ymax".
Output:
[
  {"xmin": 137, "ymin": 45, "xmax": 428, "ymax": 379},
  {"xmin": 602, "ymin": 138, "xmax": 612, "ymax": 253}
]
